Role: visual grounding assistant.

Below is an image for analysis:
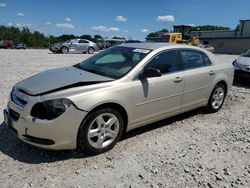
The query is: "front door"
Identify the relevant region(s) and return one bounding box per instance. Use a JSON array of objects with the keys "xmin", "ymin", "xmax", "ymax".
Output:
[{"xmin": 130, "ymin": 50, "xmax": 184, "ymax": 127}]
